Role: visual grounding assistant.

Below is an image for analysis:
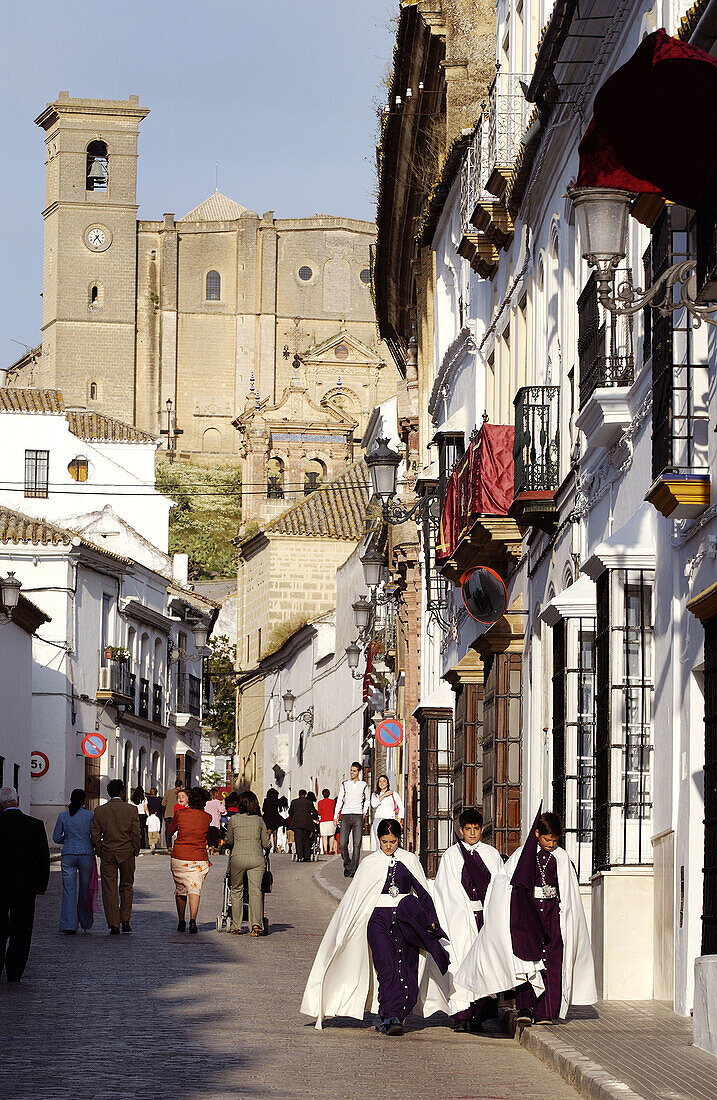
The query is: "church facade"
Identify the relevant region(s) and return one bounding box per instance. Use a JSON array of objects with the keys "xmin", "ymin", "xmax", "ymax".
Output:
[{"xmin": 13, "ymin": 94, "xmax": 393, "ymax": 523}]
